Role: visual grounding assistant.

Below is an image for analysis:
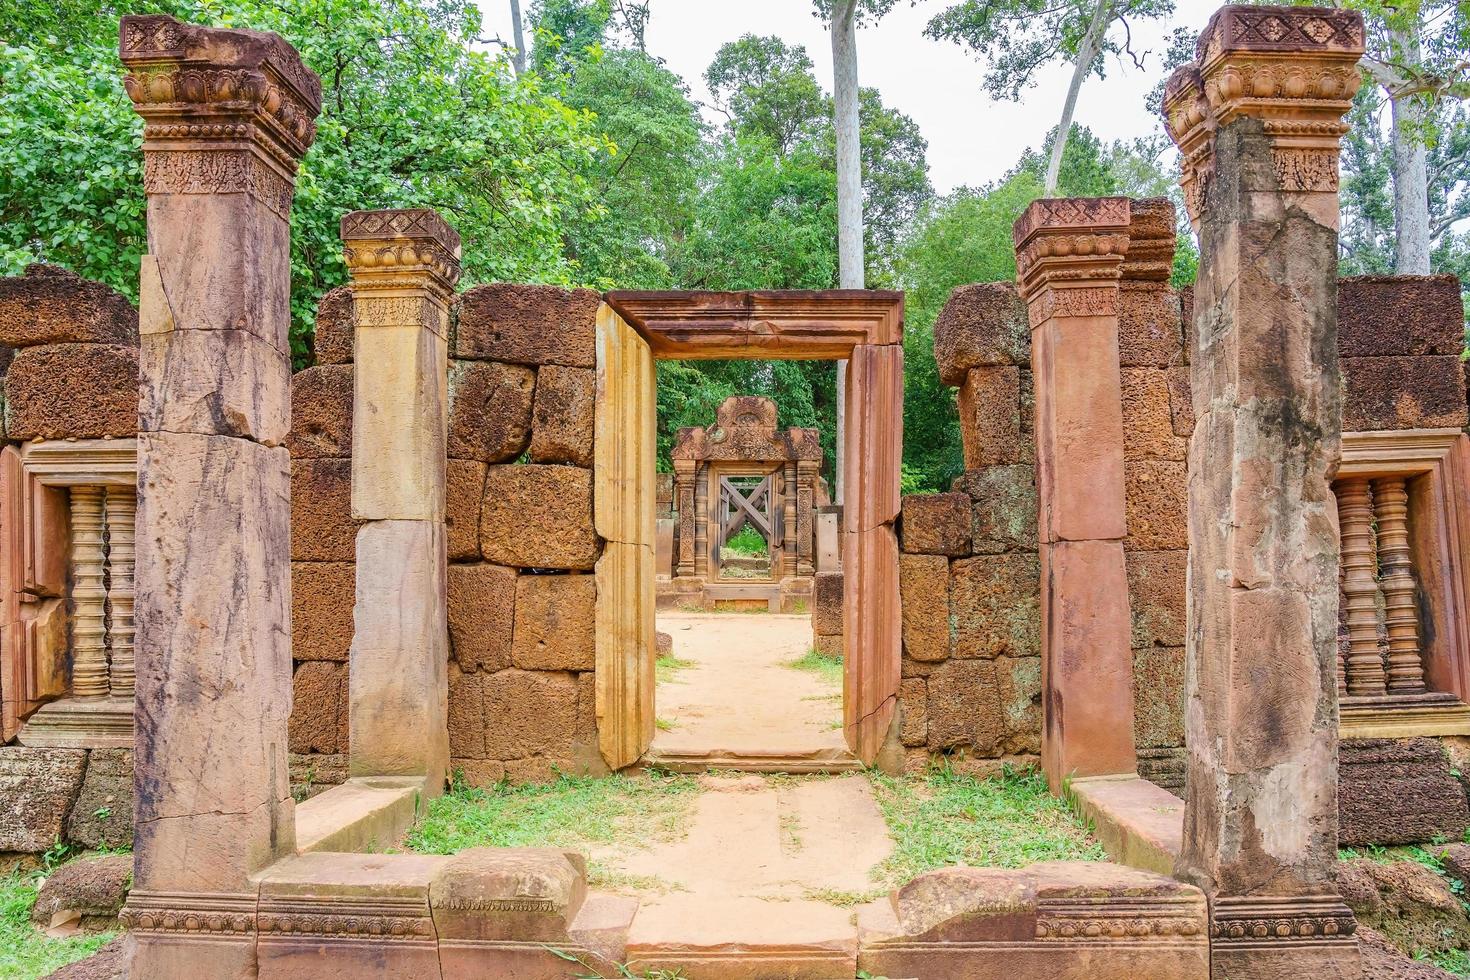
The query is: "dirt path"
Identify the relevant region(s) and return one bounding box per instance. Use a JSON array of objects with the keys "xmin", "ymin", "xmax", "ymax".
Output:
[{"xmin": 652, "ymin": 611, "xmax": 844, "ymax": 757}]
